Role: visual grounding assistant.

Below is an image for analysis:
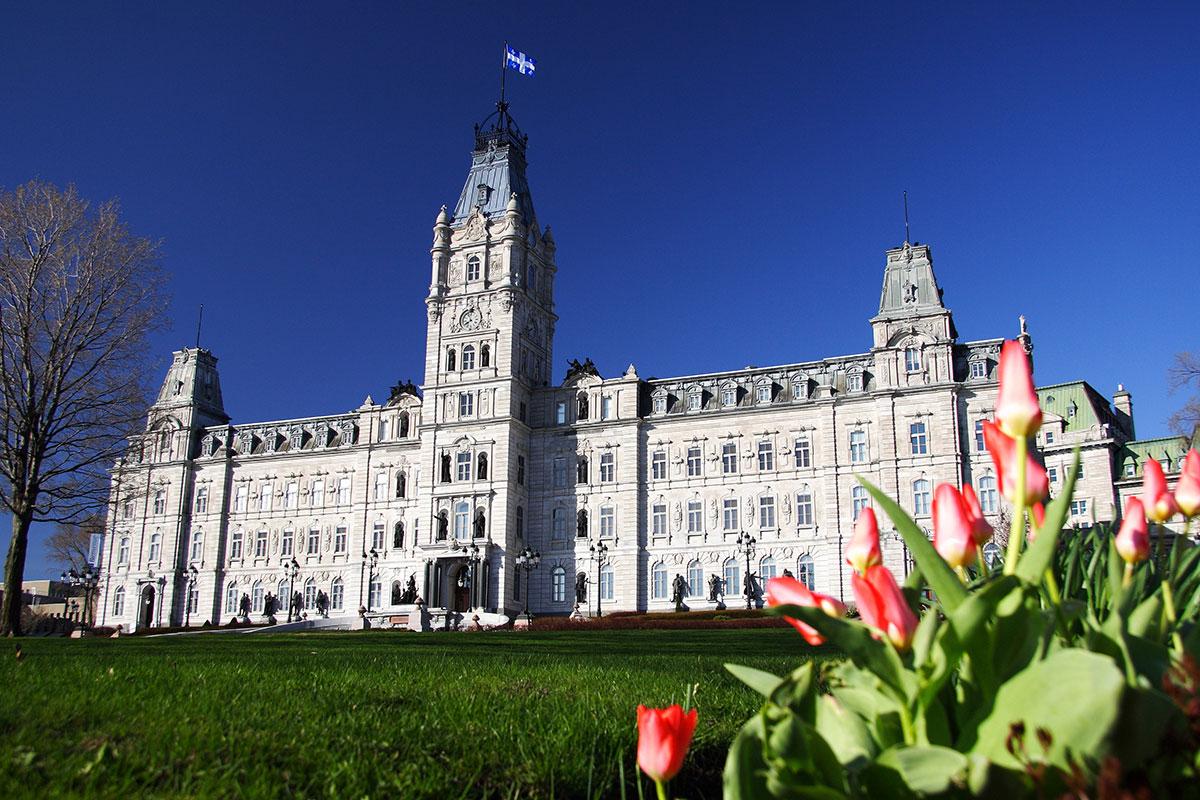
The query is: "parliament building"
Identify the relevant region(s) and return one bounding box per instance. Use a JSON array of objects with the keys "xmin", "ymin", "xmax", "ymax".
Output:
[{"xmin": 96, "ymin": 106, "xmax": 1192, "ymax": 631}]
